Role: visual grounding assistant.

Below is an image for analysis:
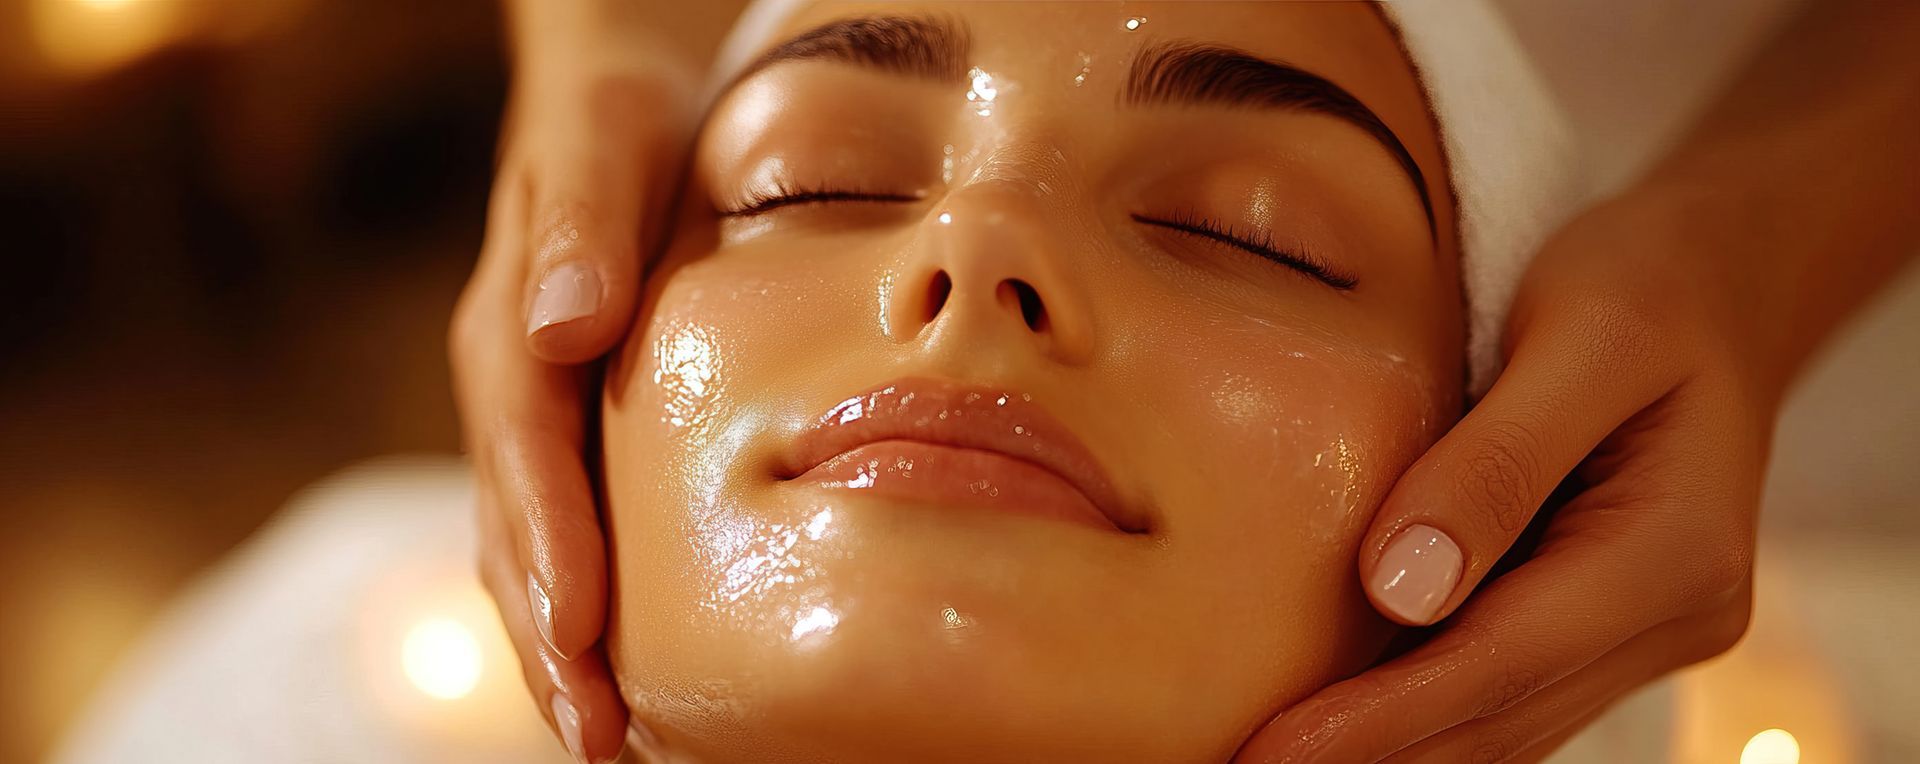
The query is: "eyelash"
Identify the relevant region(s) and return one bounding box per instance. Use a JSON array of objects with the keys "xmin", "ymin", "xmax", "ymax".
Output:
[
  {"xmin": 720, "ymin": 178, "xmax": 921, "ymax": 217},
  {"xmin": 1131, "ymin": 211, "xmax": 1357, "ymax": 291},
  {"xmin": 720, "ymin": 183, "xmax": 1357, "ymax": 291}
]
